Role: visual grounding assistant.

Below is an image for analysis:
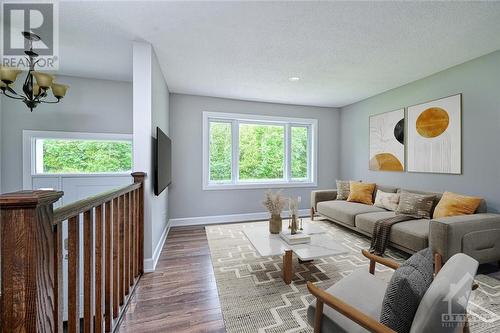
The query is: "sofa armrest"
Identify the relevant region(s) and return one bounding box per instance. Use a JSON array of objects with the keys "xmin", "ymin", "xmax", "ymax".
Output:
[
  {"xmin": 310, "ymin": 189, "xmax": 337, "ymax": 211},
  {"xmin": 429, "ymin": 213, "xmax": 500, "ymax": 264}
]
